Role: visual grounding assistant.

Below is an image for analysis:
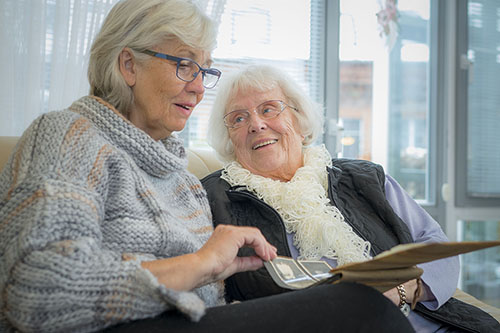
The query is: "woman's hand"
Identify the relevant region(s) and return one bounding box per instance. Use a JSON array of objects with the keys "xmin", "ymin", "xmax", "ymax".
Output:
[
  {"xmin": 195, "ymin": 224, "xmax": 278, "ymax": 284},
  {"xmin": 141, "ymin": 224, "xmax": 277, "ymax": 291}
]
